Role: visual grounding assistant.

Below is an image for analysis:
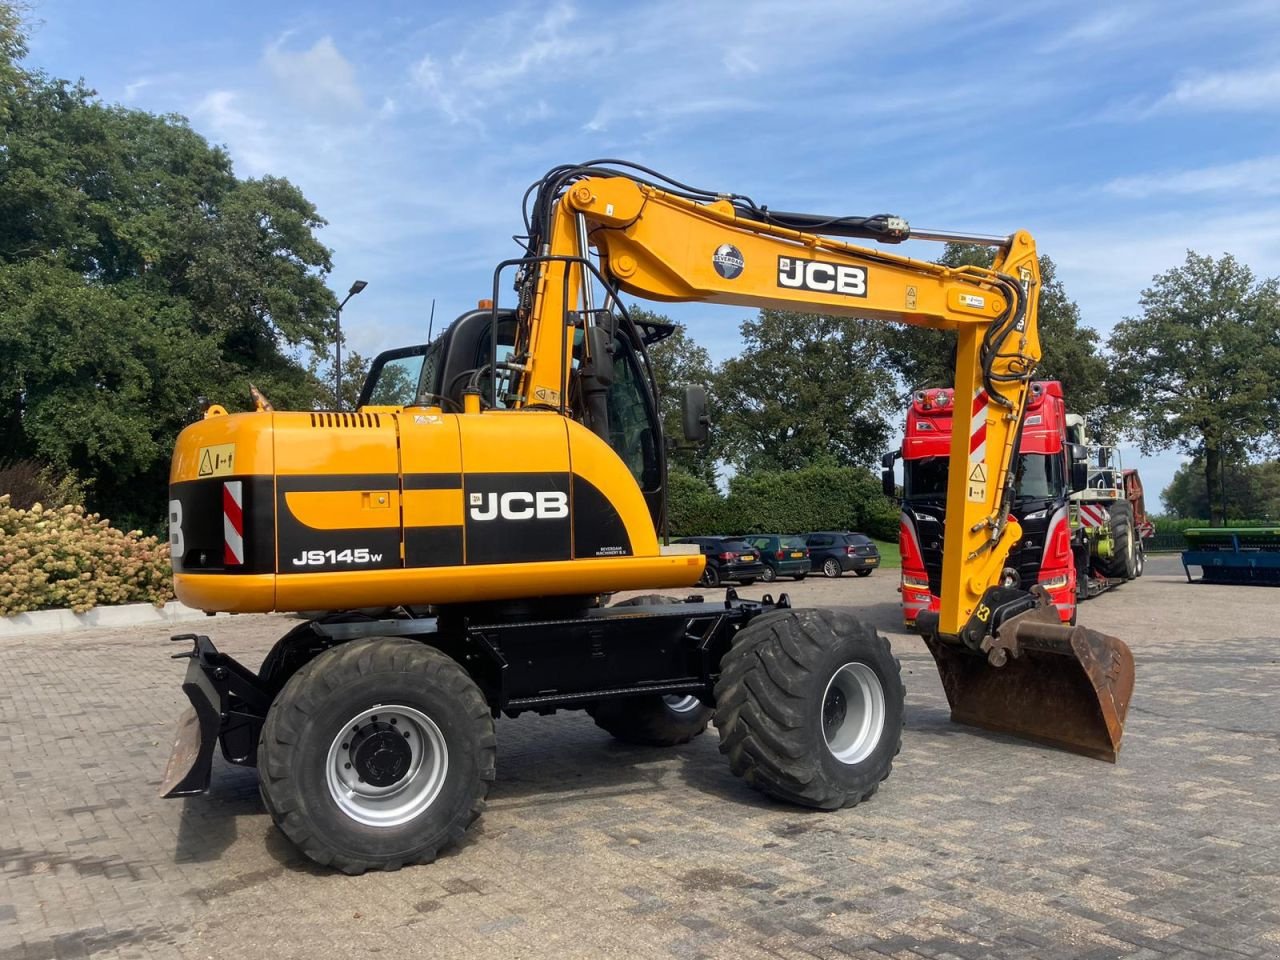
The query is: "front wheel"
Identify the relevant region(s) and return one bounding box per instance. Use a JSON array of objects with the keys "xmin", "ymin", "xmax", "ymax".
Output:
[
  {"xmin": 822, "ymin": 558, "xmax": 843, "ymax": 578},
  {"xmin": 258, "ymin": 637, "xmax": 495, "ymax": 874},
  {"xmin": 714, "ymin": 608, "xmax": 904, "ymax": 809}
]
